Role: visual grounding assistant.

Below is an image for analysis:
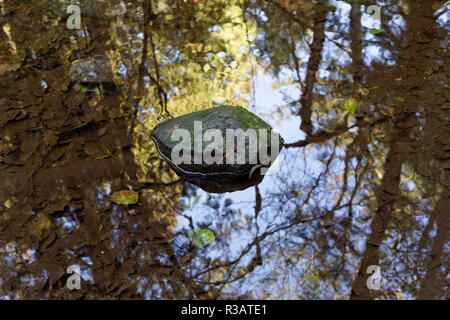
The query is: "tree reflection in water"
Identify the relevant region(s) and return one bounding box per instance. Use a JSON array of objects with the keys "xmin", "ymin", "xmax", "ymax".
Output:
[{"xmin": 0, "ymin": 0, "xmax": 448, "ymax": 299}]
